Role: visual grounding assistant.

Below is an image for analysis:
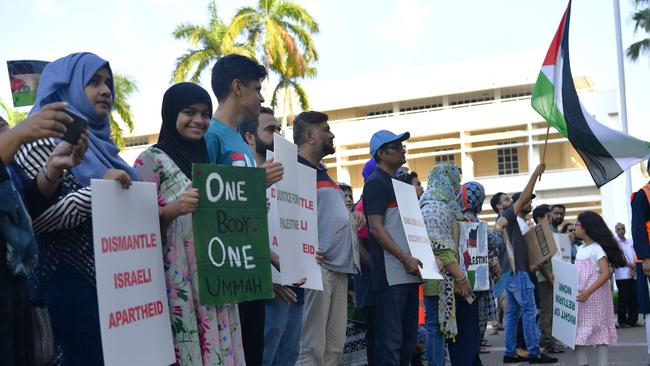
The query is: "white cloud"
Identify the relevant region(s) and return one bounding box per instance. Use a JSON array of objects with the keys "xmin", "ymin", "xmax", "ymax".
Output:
[
  {"xmin": 374, "ymin": 0, "xmax": 432, "ymax": 54},
  {"xmin": 31, "ymin": 0, "xmax": 64, "ymax": 16}
]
